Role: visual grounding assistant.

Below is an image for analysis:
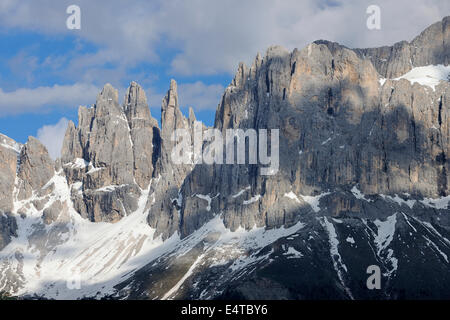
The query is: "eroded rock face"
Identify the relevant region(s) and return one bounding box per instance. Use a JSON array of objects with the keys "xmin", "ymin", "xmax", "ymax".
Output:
[
  {"xmin": 146, "ymin": 80, "xmax": 202, "ymax": 239},
  {"xmin": 176, "ymin": 19, "xmax": 449, "ymax": 236},
  {"xmin": 61, "ymin": 83, "xmax": 159, "ymax": 222},
  {"xmin": 17, "ymin": 137, "xmax": 55, "ymax": 201},
  {"xmin": 124, "ymin": 81, "xmax": 159, "ymax": 189}
]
